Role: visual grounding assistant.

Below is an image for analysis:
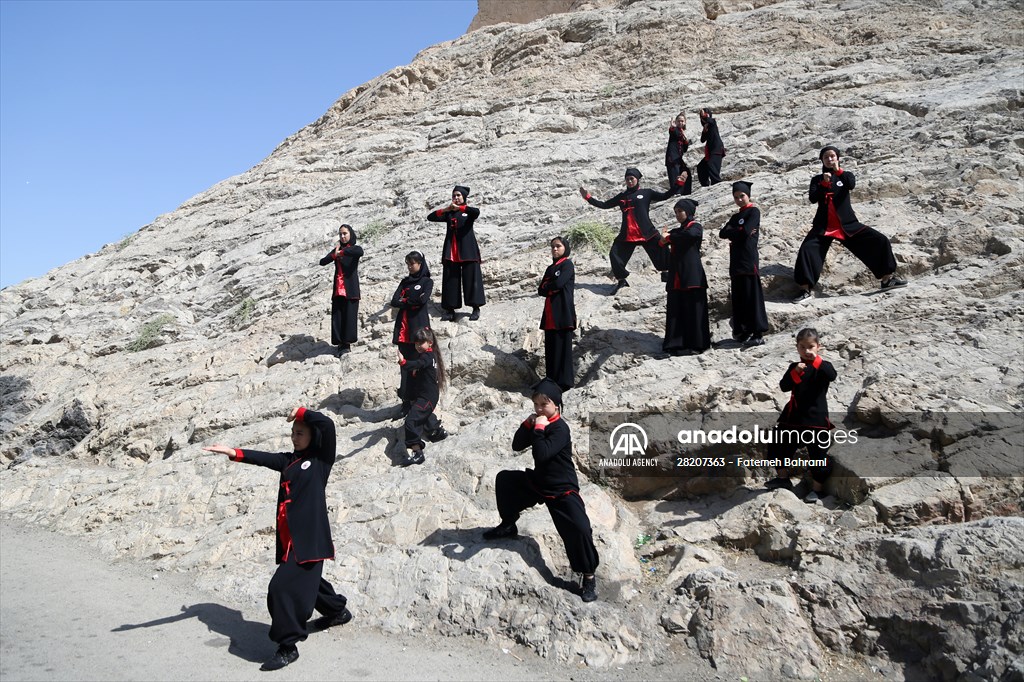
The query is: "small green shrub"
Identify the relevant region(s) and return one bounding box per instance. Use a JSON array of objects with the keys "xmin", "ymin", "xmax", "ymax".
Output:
[
  {"xmin": 127, "ymin": 314, "xmax": 175, "ymax": 352},
  {"xmin": 117, "ymin": 233, "xmax": 135, "ymax": 251},
  {"xmin": 601, "ymin": 84, "xmax": 615, "ymax": 97},
  {"xmin": 565, "ymin": 221, "xmax": 616, "ymax": 254},
  {"xmin": 230, "ymin": 297, "xmax": 256, "ymax": 327},
  {"xmin": 359, "ymin": 220, "xmax": 389, "ymax": 243}
]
